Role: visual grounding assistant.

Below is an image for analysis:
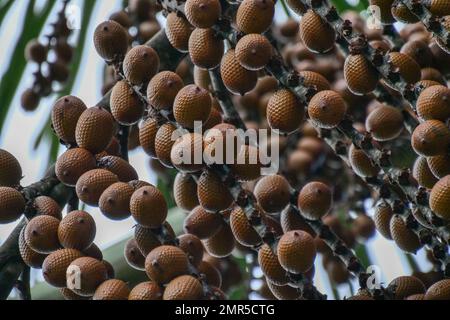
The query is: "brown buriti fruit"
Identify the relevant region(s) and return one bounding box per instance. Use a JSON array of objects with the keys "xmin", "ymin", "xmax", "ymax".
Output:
[
  {"xmin": 58, "ymin": 211, "xmax": 96, "ymax": 251},
  {"xmin": 19, "ymin": 227, "xmax": 47, "ymax": 269},
  {"xmin": 173, "ymin": 85, "xmax": 212, "ymax": 129},
  {"xmin": 308, "ymin": 90, "xmax": 347, "ymax": 129},
  {"xmin": 93, "ymin": 20, "xmax": 128, "ymax": 61},
  {"xmin": 280, "ymin": 206, "xmax": 316, "ymax": 237},
  {"xmin": 174, "ymin": 173, "xmax": 200, "ymax": 212},
  {"xmin": 0, "ymin": 149, "xmax": 22, "ymax": 187},
  {"xmin": 21, "ymin": 89, "xmax": 40, "ymax": 111},
  {"xmin": 425, "ymin": 279, "xmax": 450, "ymax": 300},
  {"xmin": 390, "ymin": 215, "xmax": 422, "ymax": 253},
  {"xmin": 25, "ymin": 39, "xmax": 47, "ymax": 63},
  {"xmin": 166, "ymin": 13, "xmax": 194, "ymax": 53},
  {"xmin": 147, "ymin": 71, "xmax": 184, "ymax": 110},
  {"xmin": 98, "ymin": 155, "xmax": 138, "ymax": 182},
  {"xmin": 197, "ymin": 170, "xmax": 233, "ymax": 213},
  {"xmin": 140, "ymin": 117, "xmax": 158, "ymax": 158},
  {"xmin": 287, "ymin": 150, "xmax": 313, "ymax": 174},
  {"xmin": 412, "ymin": 120, "xmax": 450, "ymax": 156},
  {"xmin": 388, "ymin": 276, "xmax": 426, "ymax": 300},
  {"xmin": 416, "ymin": 85, "xmax": 450, "ymax": 122},
  {"xmin": 93, "ymin": 279, "xmax": 130, "ymax": 300},
  {"xmin": 51, "ymin": 96, "xmax": 87, "ymax": 144},
  {"xmin": 236, "ymin": 0, "xmax": 275, "ymax": 34},
  {"xmin": 430, "ymin": 175, "xmax": 450, "ymax": 220},
  {"xmin": 300, "ymin": 10, "xmax": 336, "ymax": 53},
  {"xmin": 25, "ymin": 215, "xmax": 60, "ymax": 254},
  {"xmin": 413, "ymin": 156, "xmax": 438, "ymax": 189},
  {"xmin": 220, "ymin": 49, "xmax": 257, "ymax": 96},
  {"xmin": 184, "ymin": 206, "xmax": 223, "ymax": 239},
  {"xmin": 33, "ymin": 196, "xmax": 62, "ymax": 220},
  {"xmin": 235, "ymin": 34, "xmax": 272, "ymax": 71},
  {"xmin": 427, "ymin": 154, "xmax": 450, "ymax": 179},
  {"xmin": 429, "ymin": 0, "xmax": 450, "ymax": 16},
  {"xmin": 75, "ymin": 107, "xmax": 115, "ymax": 154},
  {"xmin": 258, "ymin": 244, "xmax": 288, "ymax": 285},
  {"xmin": 285, "ymin": 0, "xmax": 307, "ymax": 15},
  {"xmin": 145, "ymin": 245, "xmax": 189, "ymax": 284},
  {"xmin": 189, "ymin": 28, "xmax": 224, "ymax": 69},
  {"xmin": 299, "ymin": 71, "xmax": 330, "ymax": 93},
  {"xmin": 76, "ymin": 169, "xmax": 119, "ymax": 207},
  {"xmin": 163, "ymin": 275, "xmax": 204, "ymax": 300},
  {"xmin": 171, "ymin": 133, "xmax": 205, "ymax": 173},
  {"xmin": 42, "ymin": 249, "xmax": 84, "ymax": 287},
  {"xmin": 254, "ymin": 175, "xmax": 291, "ymax": 213},
  {"xmin": 387, "ymin": 52, "xmax": 421, "ymax": 86},
  {"xmin": 230, "ymin": 145, "xmax": 262, "ymax": 181},
  {"xmin": 267, "ymin": 89, "xmax": 304, "ymax": 134},
  {"xmin": 267, "ymin": 281, "xmax": 302, "ymax": 300},
  {"xmin": 130, "ymin": 185, "xmax": 167, "ymax": 228},
  {"xmin": 298, "ymin": 182, "xmax": 333, "ymax": 220},
  {"xmin": 110, "ymin": 80, "xmax": 145, "ymax": 125},
  {"xmin": 83, "ymin": 243, "xmax": 103, "ymax": 261},
  {"xmin": 352, "ymin": 215, "xmax": 376, "ymax": 240},
  {"xmin": 203, "ymin": 223, "xmax": 236, "ymax": 258},
  {"xmin": 194, "ymin": 66, "xmax": 211, "ymax": 90},
  {"xmin": 125, "ymin": 238, "xmax": 146, "ymax": 271},
  {"xmin": 229, "ymin": 206, "xmax": 262, "ymax": 247},
  {"xmin": 391, "ymin": 2, "xmax": 419, "ymax": 23},
  {"xmin": 349, "ymin": 144, "xmax": 379, "ymax": 178},
  {"xmin": 277, "ymin": 230, "xmax": 316, "ymax": 274},
  {"xmin": 56, "ymin": 148, "xmax": 96, "ymax": 187},
  {"xmin": 129, "ymin": 282, "xmax": 163, "ymax": 300},
  {"xmin": 198, "ymin": 260, "xmax": 222, "ymax": 288},
  {"xmin": 344, "ymin": 54, "xmax": 380, "ymax": 95},
  {"xmin": 185, "ymin": 0, "xmax": 221, "ymax": 28},
  {"xmin": 134, "ymin": 224, "xmax": 161, "ymax": 256},
  {"xmin": 421, "ymin": 68, "xmax": 446, "ymax": 85},
  {"xmin": 366, "ymin": 105, "xmax": 404, "ymax": 142},
  {"xmin": 123, "ymin": 45, "xmax": 160, "ymax": 85},
  {"xmin": 155, "ymin": 123, "xmax": 177, "ymax": 167},
  {"xmin": 178, "ymin": 234, "xmax": 204, "ymax": 267},
  {"xmin": 99, "ymin": 182, "xmax": 134, "ymax": 220},
  {"xmin": 102, "ymin": 260, "xmax": 116, "ymax": 279},
  {"xmin": 69, "ymin": 257, "xmax": 108, "ymax": 296},
  {"xmin": 0, "ymin": 187, "xmax": 25, "ymax": 224},
  {"xmin": 400, "ymin": 40, "xmax": 433, "ymax": 68}
]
